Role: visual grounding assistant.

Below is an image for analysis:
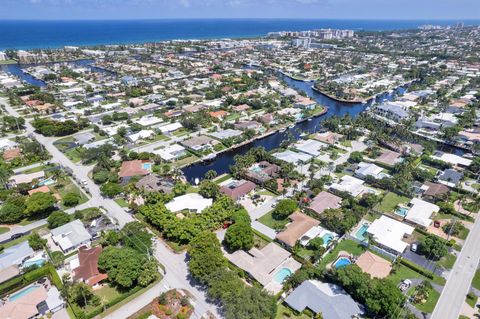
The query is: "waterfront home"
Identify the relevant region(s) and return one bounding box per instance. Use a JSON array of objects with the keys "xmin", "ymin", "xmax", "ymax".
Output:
[
  {"xmin": 367, "ymin": 216, "xmax": 414, "ymax": 255},
  {"xmin": 437, "ymin": 168, "xmax": 464, "ymax": 187},
  {"xmin": 135, "ymin": 174, "xmax": 174, "ymax": 194},
  {"xmin": 273, "ymin": 149, "xmax": 312, "ymax": 165},
  {"xmin": 181, "ymin": 135, "xmax": 219, "ymax": 152},
  {"xmin": 285, "ymin": 280, "xmax": 363, "ymax": 319},
  {"xmin": 294, "ymin": 139, "xmax": 328, "ymax": 157},
  {"xmin": 244, "ymin": 161, "xmax": 280, "ymax": 185},
  {"xmin": 312, "ymin": 131, "xmax": 344, "ymax": 145},
  {"xmin": 209, "ymin": 129, "xmax": 243, "ymax": 140},
  {"xmin": 51, "ymin": 220, "xmax": 92, "ymax": 253},
  {"xmin": 355, "ymin": 162, "xmax": 390, "ymax": 180},
  {"xmin": 276, "ymin": 212, "xmax": 320, "ymax": 248},
  {"xmin": 71, "ymin": 246, "xmax": 108, "ymax": 287},
  {"xmin": 165, "ymin": 193, "xmax": 212, "ymax": 214},
  {"xmin": 374, "ymin": 103, "xmax": 410, "ymax": 122},
  {"xmin": 294, "ymin": 96, "xmax": 316, "ymax": 109},
  {"xmin": 219, "ymin": 179, "xmax": 256, "ymax": 200},
  {"xmin": 431, "ymin": 151, "xmax": 472, "ymax": 168},
  {"xmin": 233, "ymin": 120, "xmax": 263, "ymax": 131},
  {"xmin": 308, "ymin": 191, "xmax": 342, "ymax": 215},
  {"xmin": 154, "ymin": 144, "xmax": 186, "ymax": 161}
]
